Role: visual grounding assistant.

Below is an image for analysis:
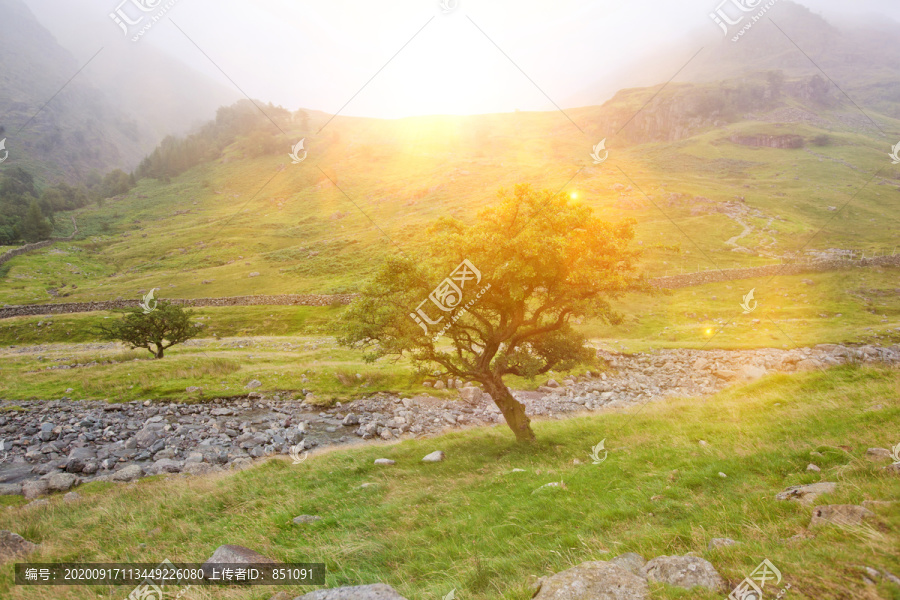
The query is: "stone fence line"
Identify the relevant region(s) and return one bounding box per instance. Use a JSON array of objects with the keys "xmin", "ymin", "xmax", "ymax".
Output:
[
  {"xmin": 0, "ymin": 253, "xmax": 897, "ymax": 320},
  {"xmin": 0, "ymin": 216, "xmax": 78, "ymax": 268}
]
